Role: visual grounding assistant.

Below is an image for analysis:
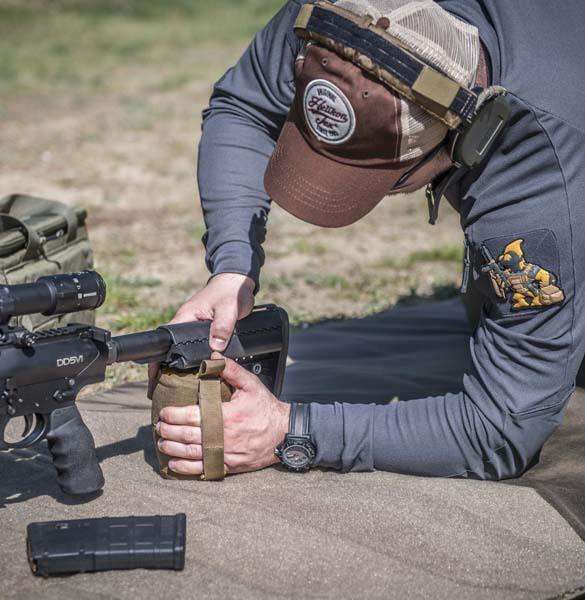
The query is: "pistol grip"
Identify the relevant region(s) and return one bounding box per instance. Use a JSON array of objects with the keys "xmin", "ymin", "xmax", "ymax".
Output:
[{"xmin": 46, "ymin": 405, "xmax": 104, "ymax": 495}]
